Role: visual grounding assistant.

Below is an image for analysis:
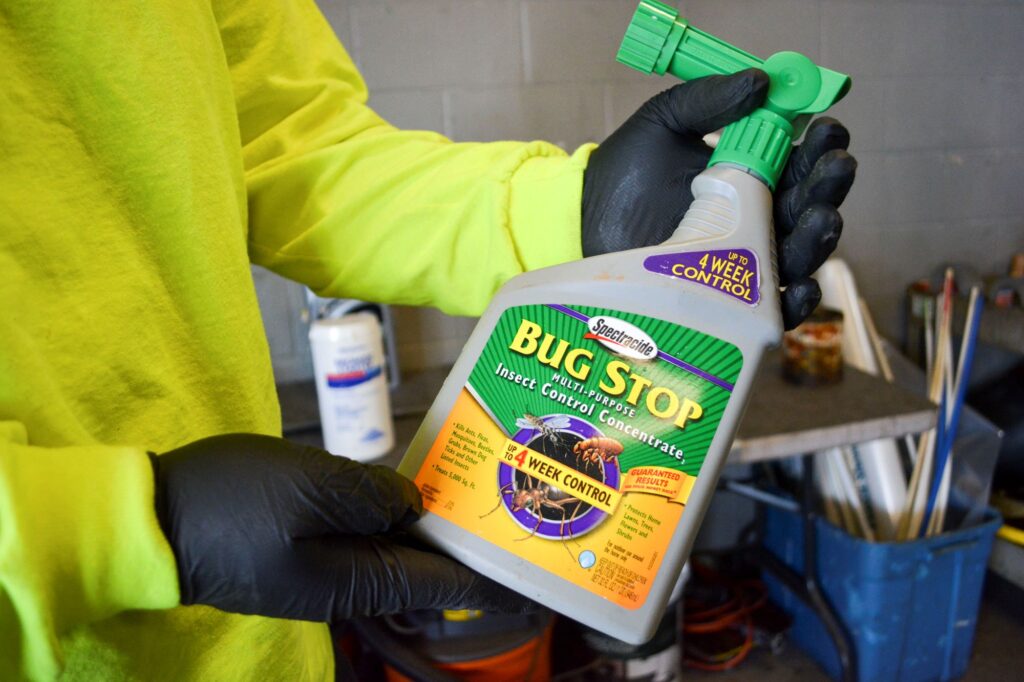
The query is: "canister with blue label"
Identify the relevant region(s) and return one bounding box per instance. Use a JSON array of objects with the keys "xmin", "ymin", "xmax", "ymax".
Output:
[{"xmin": 309, "ymin": 312, "xmax": 394, "ymax": 460}]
